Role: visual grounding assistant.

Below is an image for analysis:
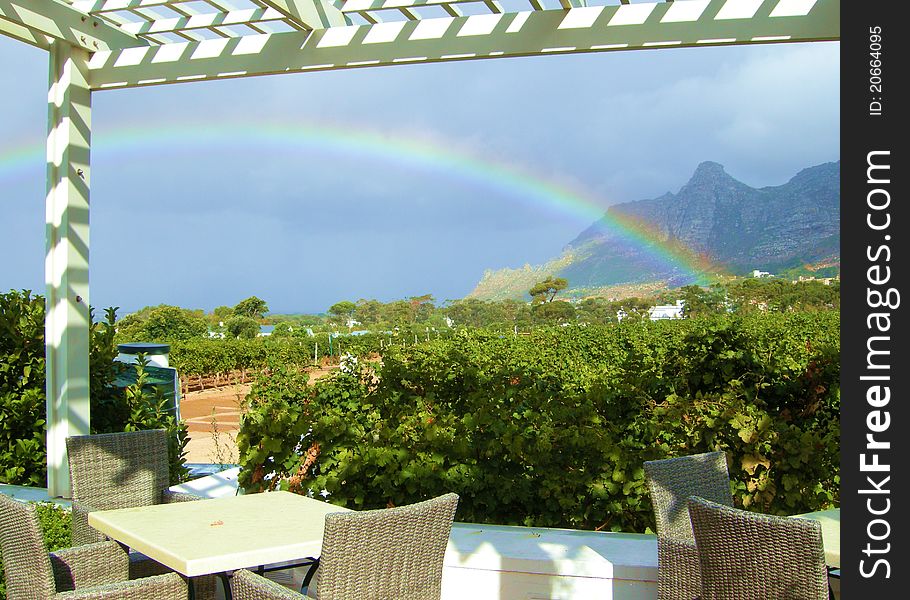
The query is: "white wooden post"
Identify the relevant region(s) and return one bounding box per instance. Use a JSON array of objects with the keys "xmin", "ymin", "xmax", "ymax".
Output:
[{"xmin": 45, "ymin": 41, "xmax": 92, "ymax": 498}]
